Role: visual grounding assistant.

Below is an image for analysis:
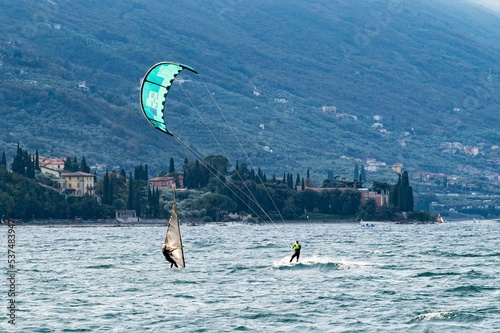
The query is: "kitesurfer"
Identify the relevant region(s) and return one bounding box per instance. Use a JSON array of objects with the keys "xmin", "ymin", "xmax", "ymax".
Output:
[
  {"xmin": 162, "ymin": 244, "xmax": 178, "ymax": 268},
  {"xmin": 289, "ymin": 240, "xmax": 301, "ymax": 263}
]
